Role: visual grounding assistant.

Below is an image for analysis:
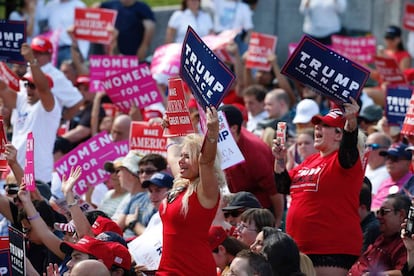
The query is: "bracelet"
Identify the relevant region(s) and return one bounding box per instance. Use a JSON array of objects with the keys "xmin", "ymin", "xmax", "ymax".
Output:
[
  {"xmin": 166, "ymin": 142, "xmax": 178, "ymax": 150},
  {"xmin": 27, "ymin": 58, "xmax": 38, "ymax": 67},
  {"xmin": 27, "ymin": 212, "xmax": 40, "ymax": 221},
  {"xmin": 67, "ymin": 199, "xmax": 78, "ymax": 208}
]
